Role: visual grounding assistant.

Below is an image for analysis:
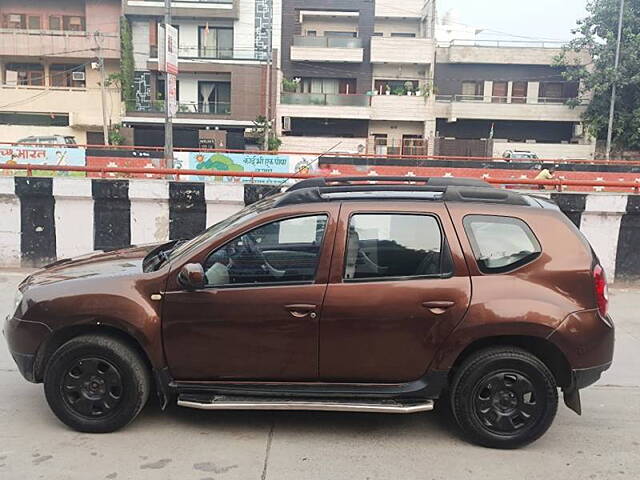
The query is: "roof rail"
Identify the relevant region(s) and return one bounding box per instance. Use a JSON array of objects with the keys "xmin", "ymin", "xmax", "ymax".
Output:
[
  {"xmin": 286, "ymin": 176, "xmax": 492, "ymax": 192},
  {"xmin": 274, "ymin": 177, "xmax": 530, "ymax": 208}
]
